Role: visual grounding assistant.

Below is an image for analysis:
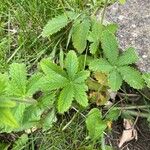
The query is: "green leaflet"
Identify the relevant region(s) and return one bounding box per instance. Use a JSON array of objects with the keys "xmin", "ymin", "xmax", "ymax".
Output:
[
  {"xmin": 42, "ymin": 12, "xmax": 78, "ymax": 37},
  {"xmin": 88, "ymin": 20, "xmax": 103, "ymax": 54},
  {"xmin": 40, "ymin": 58, "xmax": 67, "ymax": 77},
  {"xmin": 65, "ymin": 50, "xmax": 78, "ymax": 79},
  {"xmin": 106, "ymin": 108, "xmax": 120, "ymax": 121},
  {"xmin": 72, "ymin": 19, "xmax": 90, "ymax": 53},
  {"xmin": 8, "ymin": 63, "xmax": 27, "ymax": 97},
  {"xmin": 142, "ymin": 73, "xmax": 150, "ymax": 88},
  {"xmin": 86, "ymin": 108, "xmax": 107, "ymax": 140},
  {"xmin": 104, "ymin": 23, "xmax": 118, "ymax": 34},
  {"xmin": 74, "ymin": 70, "xmax": 90, "ymax": 83},
  {"xmin": 119, "ymin": 66, "xmax": 145, "ymax": 89},
  {"xmin": 0, "ymin": 97, "xmax": 16, "ymax": 108},
  {"xmin": 108, "ymin": 70, "xmax": 122, "ymax": 91},
  {"xmin": 101, "ymin": 30, "xmax": 119, "ymax": 64},
  {"xmin": 88, "ymin": 20, "xmax": 103, "ymax": 42},
  {"xmin": 0, "ymin": 73, "xmax": 8, "ymax": 95},
  {"xmin": 74, "ymin": 84, "xmax": 88, "ymax": 107},
  {"xmin": 119, "ymin": 0, "xmax": 126, "ymax": 4},
  {"xmin": 11, "ymin": 104, "xmax": 26, "ymax": 127},
  {"xmin": 22, "ymin": 92, "xmax": 55, "ymax": 129},
  {"xmin": 26, "ymin": 73, "xmax": 44, "ymax": 97},
  {"xmin": 117, "ymin": 47, "xmax": 138, "ymax": 66},
  {"xmin": 38, "ymin": 92, "xmax": 55, "ymax": 108},
  {"xmin": 42, "ymin": 108, "xmax": 57, "ymax": 131},
  {"xmin": 89, "ymin": 41, "xmax": 99, "ymax": 54},
  {"xmin": 58, "ymin": 84, "xmax": 74, "ymax": 113},
  {"xmin": 40, "ymin": 59, "xmax": 69, "ymax": 90},
  {"xmin": 0, "ymin": 108, "xmax": 19, "ymax": 128},
  {"xmin": 89, "ymin": 58, "xmax": 113, "ymax": 73},
  {"xmin": 78, "ymin": 55, "xmax": 93, "ymax": 71},
  {"xmin": 22, "ymin": 104, "xmax": 42, "ymax": 128}
]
